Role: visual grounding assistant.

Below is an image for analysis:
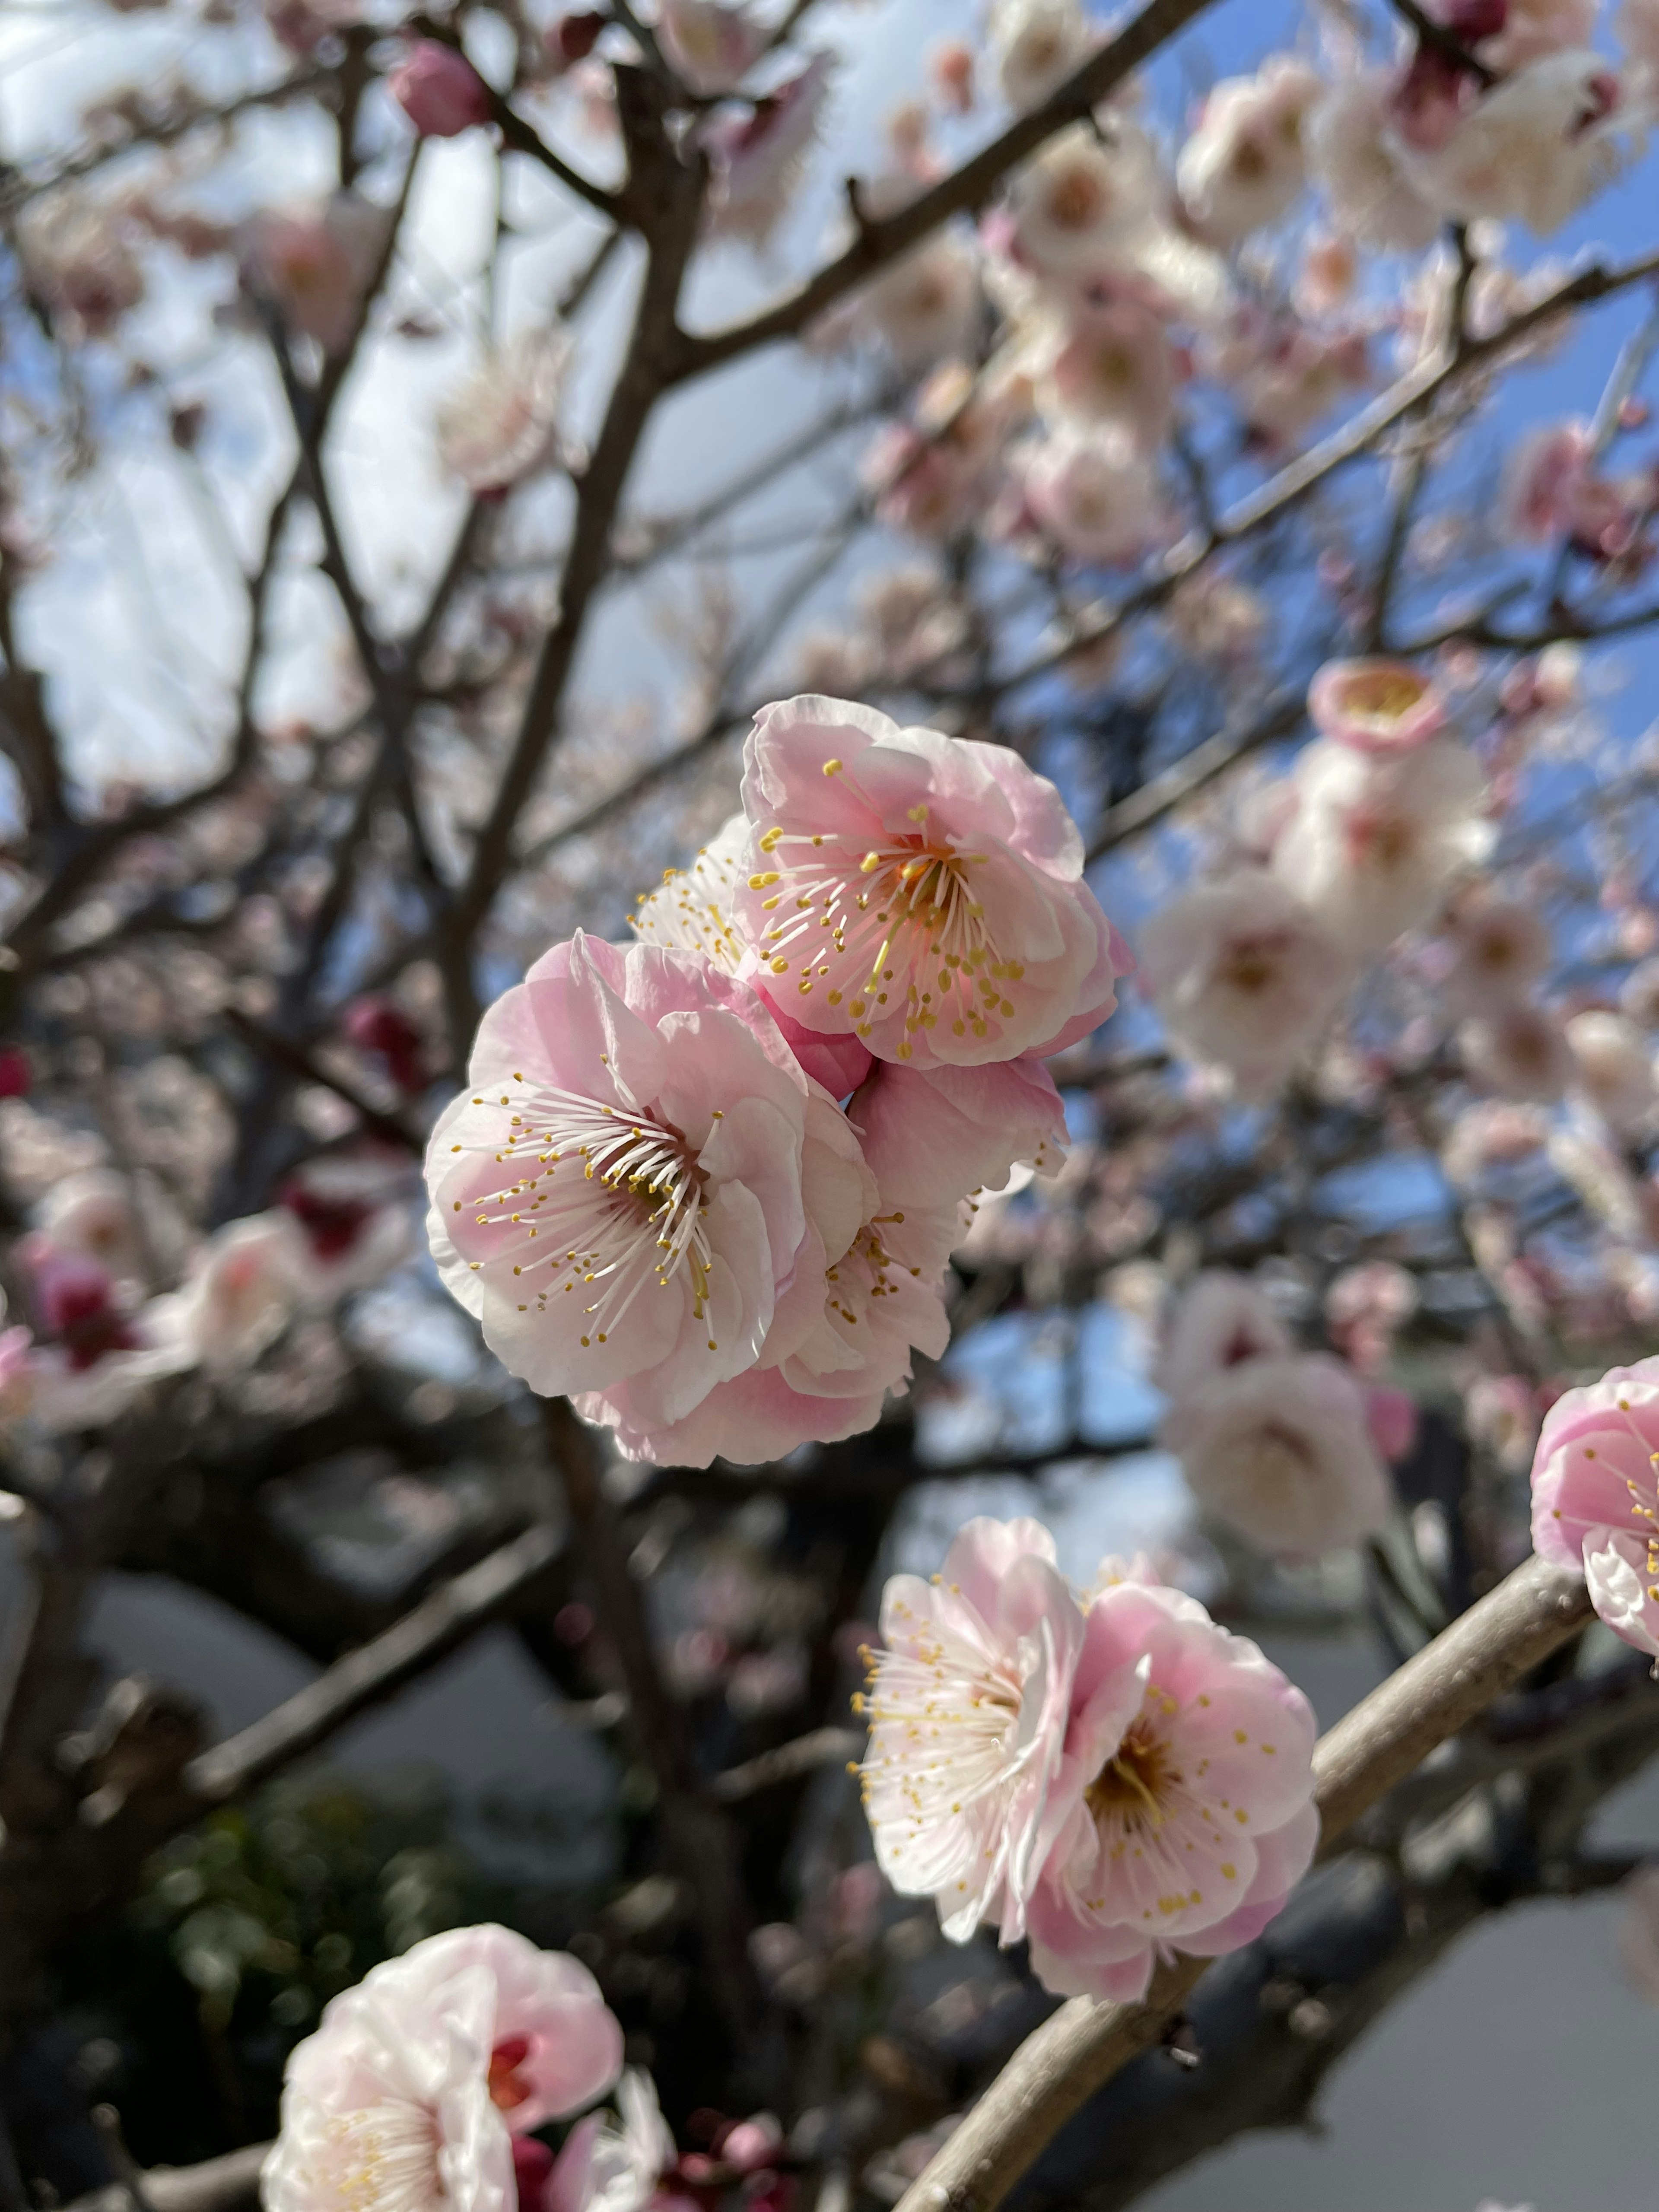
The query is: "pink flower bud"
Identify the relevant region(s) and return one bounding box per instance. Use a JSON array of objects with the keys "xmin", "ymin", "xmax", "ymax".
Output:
[
  {"xmin": 389, "ymin": 41, "xmax": 493, "ymax": 137},
  {"xmin": 550, "ymin": 10, "xmax": 605, "ymax": 65}
]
